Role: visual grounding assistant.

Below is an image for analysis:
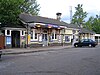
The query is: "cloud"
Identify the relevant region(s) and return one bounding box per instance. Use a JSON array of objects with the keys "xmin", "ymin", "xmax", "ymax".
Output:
[{"xmin": 37, "ymin": 0, "xmax": 100, "ymax": 23}]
